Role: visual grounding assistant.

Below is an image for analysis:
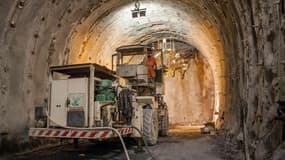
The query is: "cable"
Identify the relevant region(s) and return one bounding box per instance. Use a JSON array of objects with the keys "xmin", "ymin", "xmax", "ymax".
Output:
[
  {"xmin": 132, "ymin": 126, "xmax": 156, "ymax": 160},
  {"xmin": 45, "ymin": 110, "xmax": 131, "ymax": 160},
  {"xmin": 114, "ymin": 125, "xmax": 156, "ymax": 160}
]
